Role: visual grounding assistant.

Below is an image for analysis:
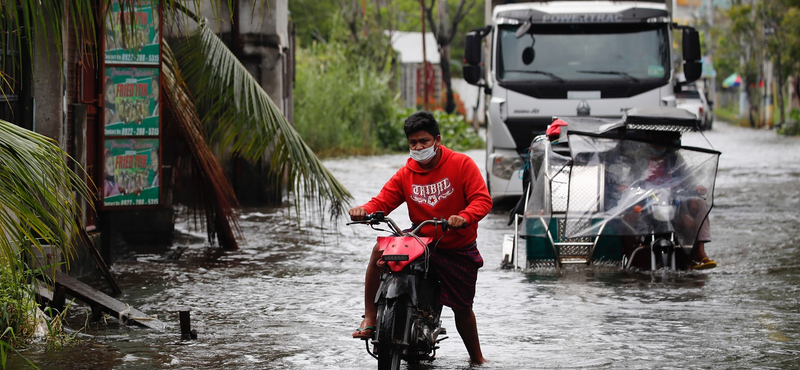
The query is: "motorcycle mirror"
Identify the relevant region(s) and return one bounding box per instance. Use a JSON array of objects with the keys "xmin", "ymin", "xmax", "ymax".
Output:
[{"xmin": 522, "ymin": 47, "xmax": 535, "ymax": 65}]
